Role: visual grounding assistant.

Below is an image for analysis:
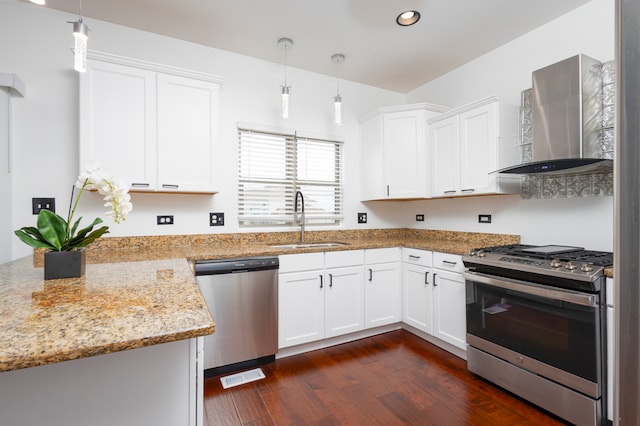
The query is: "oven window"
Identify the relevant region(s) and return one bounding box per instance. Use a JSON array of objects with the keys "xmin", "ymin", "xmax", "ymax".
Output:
[{"xmin": 466, "ymin": 281, "xmax": 601, "ymax": 383}]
